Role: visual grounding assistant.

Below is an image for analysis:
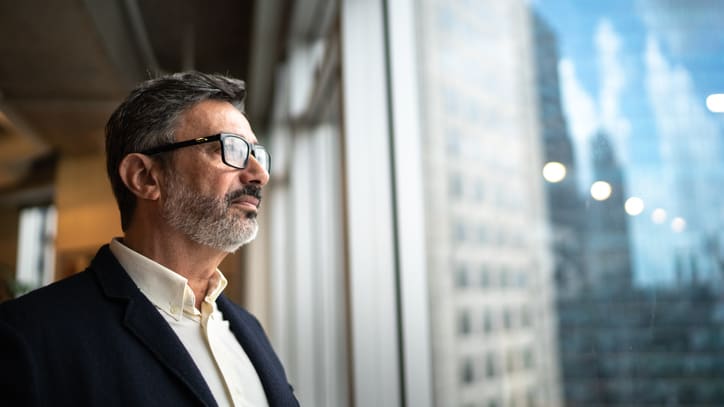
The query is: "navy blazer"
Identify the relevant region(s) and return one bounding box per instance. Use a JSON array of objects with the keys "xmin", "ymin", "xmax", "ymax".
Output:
[{"xmin": 0, "ymin": 245, "xmax": 298, "ymax": 407}]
